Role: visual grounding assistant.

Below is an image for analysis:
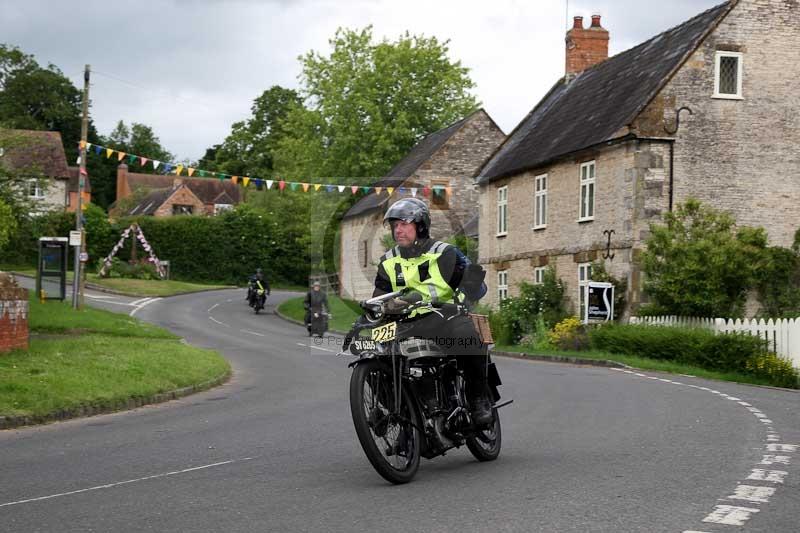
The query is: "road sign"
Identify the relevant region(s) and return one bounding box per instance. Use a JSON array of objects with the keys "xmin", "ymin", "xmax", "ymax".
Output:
[
  {"xmin": 69, "ymin": 230, "xmax": 82, "ymax": 246},
  {"xmin": 79, "ymin": 252, "xmax": 89, "ymax": 262}
]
